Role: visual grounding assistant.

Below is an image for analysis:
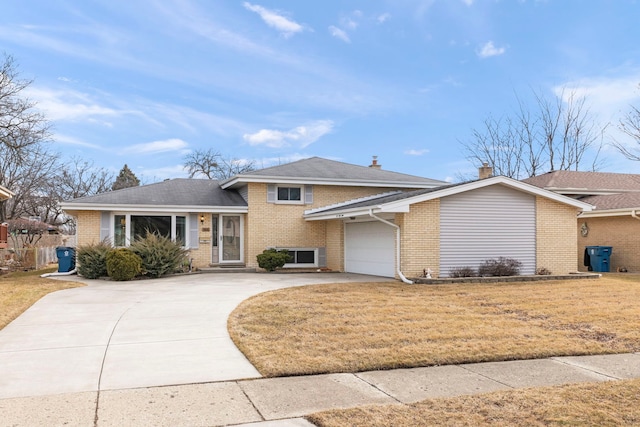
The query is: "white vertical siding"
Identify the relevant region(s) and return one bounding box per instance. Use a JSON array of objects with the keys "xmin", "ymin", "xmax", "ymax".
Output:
[{"xmin": 440, "ymin": 185, "xmax": 536, "ymax": 277}]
